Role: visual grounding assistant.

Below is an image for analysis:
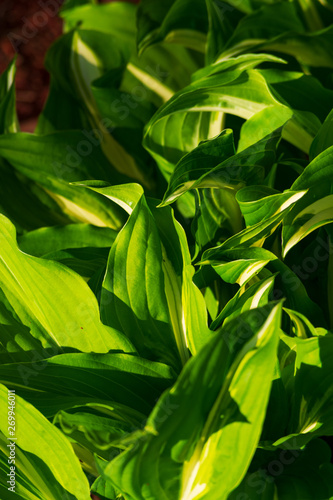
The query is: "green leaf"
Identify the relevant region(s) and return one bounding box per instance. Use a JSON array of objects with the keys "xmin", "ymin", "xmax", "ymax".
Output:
[
  {"xmin": 202, "ymin": 246, "xmax": 276, "ymax": 286},
  {"xmin": 18, "ymin": 224, "xmax": 117, "ymax": 257},
  {"xmin": 53, "ymin": 409, "xmax": 134, "ymax": 450},
  {"xmin": 91, "ymin": 473, "xmax": 121, "ymax": 500},
  {"xmin": 101, "ymin": 195, "xmax": 188, "ymax": 370},
  {"xmin": 205, "ymin": 0, "xmax": 244, "ymax": 65},
  {"xmin": 276, "ymin": 334, "xmax": 333, "ymax": 447},
  {"xmin": 211, "ymin": 274, "xmax": 276, "ymax": 329},
  {"xmin": 0, "ymin": 352, "xmax": 175, "ymax": 417},
  {"xmin": 201, "ymin": 188, "xmax": 306, "ymax": 253},
  {"xmin": 136, "ymin": 0, "xmax": 208, "ymax": 54},
  {"xmin": 0, "ymin": 295, "xmax": 55, "ymax": 365},
  {"xmin": 45, "ymin": 28, "xmax": 152, "ymax": 187},
  {"xmin": 144, "ymin": 69, "xmax": 281, "ymax": 178},
  {"xmin": 237, "ymin": 105, "xmax": 293, "ymax": 152},
  {"xmin": 202, "ymin": 246, "xmax": 323, "ymax": 324},
  {"xmin": 310, "ymin": 107, "xmax": 333, "ymax": 160},
  {"xmin": 261, "ymin": 26, "xmax": 333, "ymax": 69},
  {"xmin": 162, "ymin": 127, "xmax": 283, "ymax": 206},
  {"xmin": 144, "ymin": 66, "xmax": 317, "ymax": 171},
  {"xmin": 220, "ymin": 1, "xmax": 333, "ymax": 70},
  {"xmin": 283, "ymin": 308, "xmax": 318, "ymax": 338},
  {"xmin": 150, "ymin": 203, "xmax": 211, "ymax": 354},
  {"xmin": 192, "ymin": 53, "xmax": 287, "ymax": 82},
  {"xmin": 0, "ymin": 132, "xmax": 128, "ymax": 228},
  {"xmin": 221, "ymin": 2, "xmax": 305, "ymax": 57},
  {"xmin": 0, "ymin": 382, "xmax": 90, "ymax": 500},
  {"xmin": 74, "ymin": 182, "xmax": 144, "ymax": 215},
  {"xmin": 61, "ymin": 1, "xmax": 136, "ymax": 45},
  {"xmin": 260, "ymin": 70, "xmax": 333, "ymax": 125},
  {"xmin": 0, "ymin": 214, "xmax": 133, "ymax": 354},
  {"xmin": 101, "ymin": 303, "xmax": 282, "ymax": 500},
  {"xmin": 236, "ymin": 186, "xmax": 307, "ymax": 228},
  {"xmin": 282, "ymin": 147, "xmax": 333, "ymax": 256},
  {"xmin": 36, "ymin": 78, "xmax": 87, "ymax": 135},
  {"xmin": 191, "ymin": 187, "xmax": 243, "ymax": 253},
  {"xmin": 161, "ymin": 129, "xmax": 236, "ymax": 205},
  {"xmin": 76, "ymin": 183, "xmax": 211, "ymax": 356},
  {"xmin": 0, "ymin": 64, "xmax": 70, "ymax": 233},
  {"xmin": 0, "ymin": 58, "xmax": 18, "ymax": 134}
]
